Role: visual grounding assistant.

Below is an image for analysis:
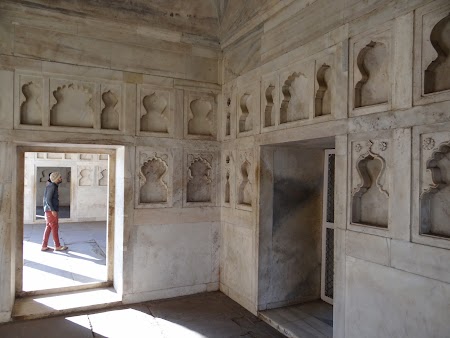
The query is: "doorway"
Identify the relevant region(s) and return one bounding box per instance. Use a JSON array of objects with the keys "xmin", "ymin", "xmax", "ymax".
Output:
[
  {"xmin": 258, "ymin": 137, "xmax": 335, "ymax": 338},
  {"xmin": 16, "ymin": 146, "xmax": 119, "ymax": 299}
]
